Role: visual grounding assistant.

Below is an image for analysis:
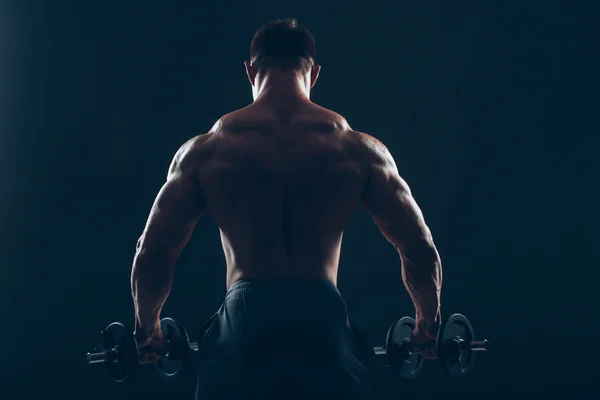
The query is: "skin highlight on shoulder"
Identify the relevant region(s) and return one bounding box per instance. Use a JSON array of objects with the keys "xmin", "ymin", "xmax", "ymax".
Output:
[{"xmin": 168, "ymin": 133, "xmax": 216, "ymax": 176}]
